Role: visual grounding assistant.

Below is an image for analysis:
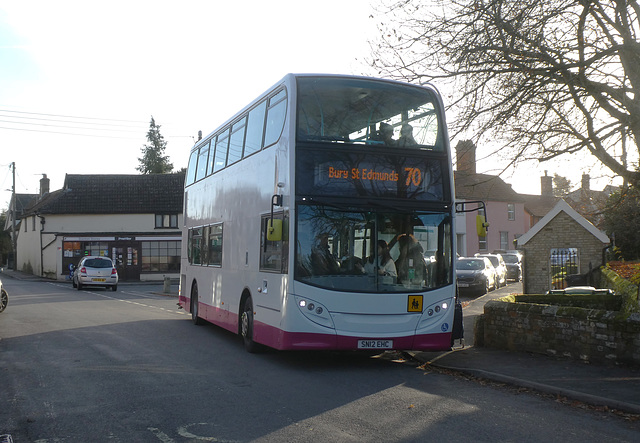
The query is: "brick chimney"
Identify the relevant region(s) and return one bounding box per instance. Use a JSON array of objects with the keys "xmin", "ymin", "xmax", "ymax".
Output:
[
  {"xmin": 581, "ymin": 173, "xmax": 590, "ymax": 200},
  {"xmin": 541, "ymin": 170, "xmax": 553, "ymax": 197},
  {"xmin": 581, "ymin": 173, "xmax": 590, "ymax": 192},
  {"xmin": 40, "ymin": 174, "xmax": 50, "ymax": 196},
  {"xmin": 455, "ymin": 140, "xmax": 476, "ymax": 174}
]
